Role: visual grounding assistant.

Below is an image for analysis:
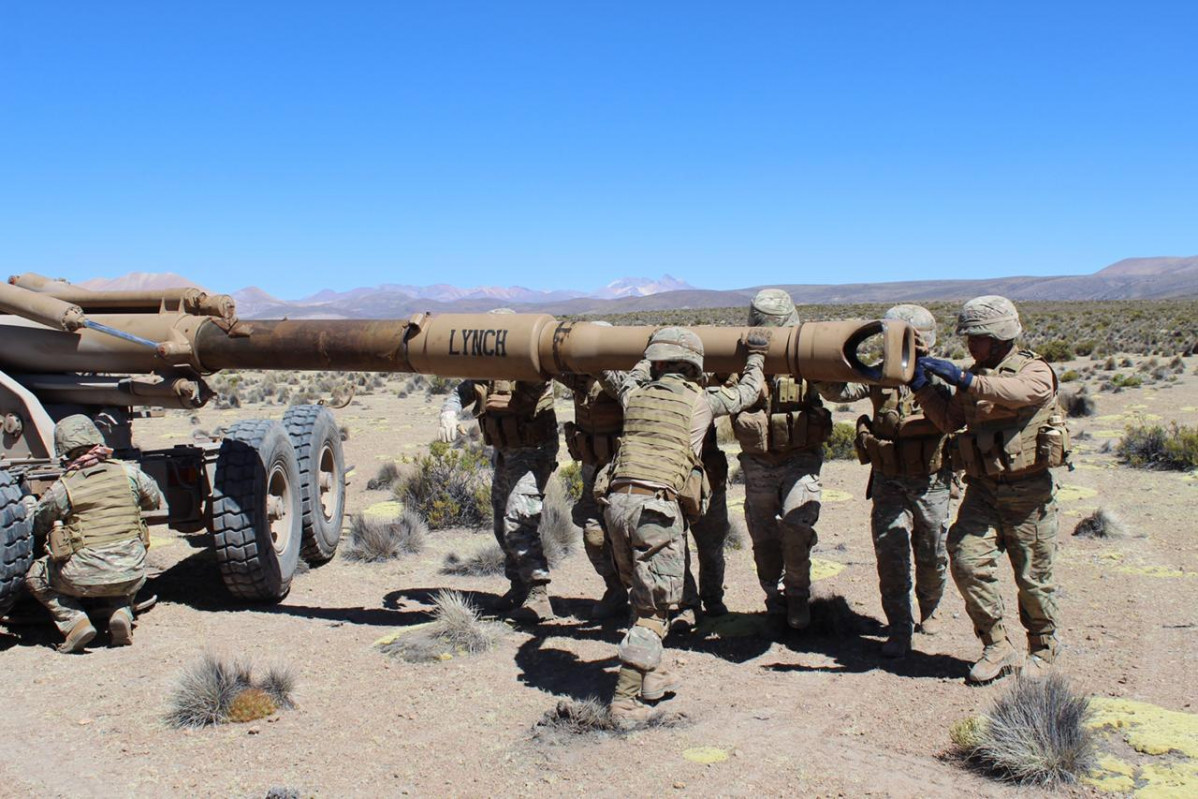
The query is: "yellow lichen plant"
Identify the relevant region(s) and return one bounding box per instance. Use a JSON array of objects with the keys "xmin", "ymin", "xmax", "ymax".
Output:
[{"xmin": 226, "ymin": 688, "xmax": 279, "ymax": 724}]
